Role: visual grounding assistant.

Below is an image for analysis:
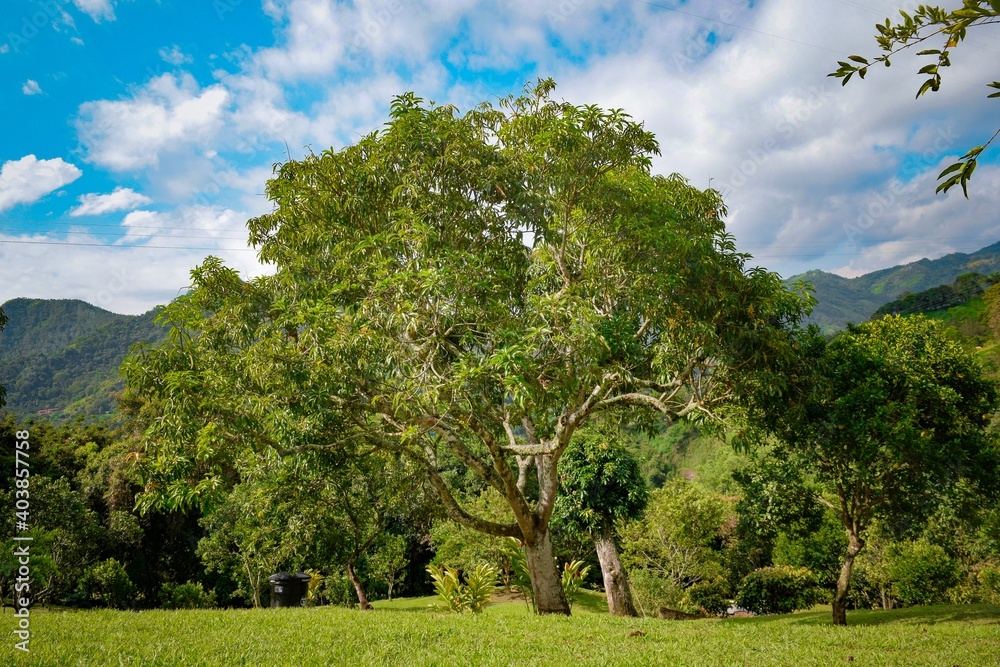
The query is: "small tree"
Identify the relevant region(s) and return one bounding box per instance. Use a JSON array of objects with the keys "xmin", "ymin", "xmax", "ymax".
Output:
[
  {"xmin": 369, "ymin": 534, "xmax": 409, "ymax": 601},
  {"xmin": 620, "ymin": 480, "xmax": 734, "ymax": 614},
  {"xmin": 757, "ymin": 315, "xmax": 999, "ymax": 625},
  {"xmin": 555, "ymin": 428, "xmax": 646, "ymax": 616}
]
